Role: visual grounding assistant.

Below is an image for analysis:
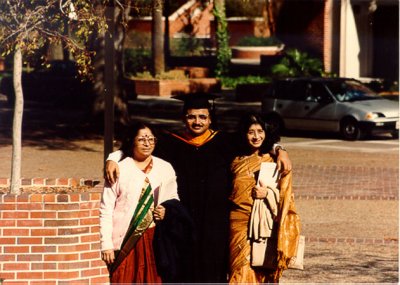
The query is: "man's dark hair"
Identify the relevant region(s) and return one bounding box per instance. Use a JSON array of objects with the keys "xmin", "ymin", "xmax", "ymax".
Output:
[{"xmin": 178, "ymin": 93, "xmax": 219, "ymax": 130}]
